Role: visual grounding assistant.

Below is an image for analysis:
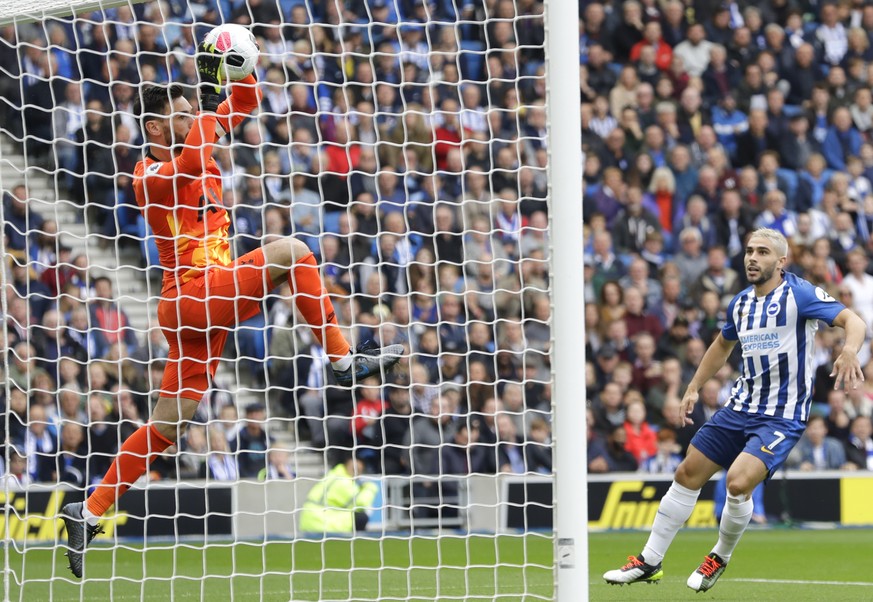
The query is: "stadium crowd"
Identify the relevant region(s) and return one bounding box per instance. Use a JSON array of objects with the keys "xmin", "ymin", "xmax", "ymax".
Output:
[{"xmin": 1, "ymin": 0, "xmax": 873, "ymax": 494}]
